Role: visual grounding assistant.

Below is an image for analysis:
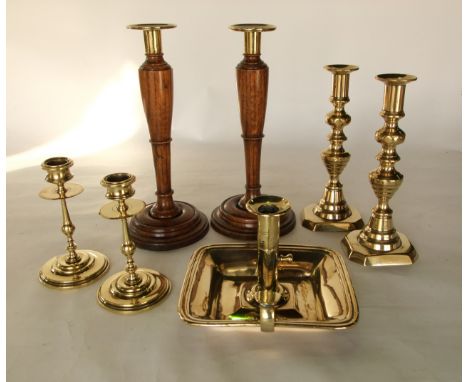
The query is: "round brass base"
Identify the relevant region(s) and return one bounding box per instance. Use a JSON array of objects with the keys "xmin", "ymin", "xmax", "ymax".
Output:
[
  {"xmin": 342, "ymin": 230, "xmax": 418, "ymax": 267},
  {"xmin": 302, "ymin": 204, "xmax": 364, "ymax": 232},
  {"xmin": 211, "ymin": 194, "xmax": 296, "ymax": 240},
  {"xmin": 97, "ymin": 268, "xmax": 171, "ymax": 312},
  {"xmin": 39, "ymin": 250, "xmax": 110, "ymax": 289}
]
